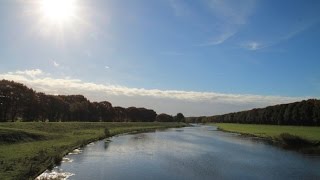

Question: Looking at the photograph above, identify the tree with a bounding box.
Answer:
[3,79,319,125]
[98,101,115,122]
[156,113,174,122]
[126,107,157,122]
[202,99,320,126]
[174,113,185,122]
[313,100,320,125]
[113,107,127,122]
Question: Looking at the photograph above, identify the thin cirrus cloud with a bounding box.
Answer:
[0,69,307,116]
[200,0,257,46]
[241,19,320,51]
[168,0,257,46]
[207,0,257,25]
[276,20,319,46]
[197,31,237,46]
[242,41,266,51]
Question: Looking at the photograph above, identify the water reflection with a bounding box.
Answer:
[104,141,110,150]
[37,125,320,180]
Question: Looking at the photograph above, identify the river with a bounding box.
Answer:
[37,125,320,180]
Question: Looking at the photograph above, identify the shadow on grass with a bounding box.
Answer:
[277,133,320,154]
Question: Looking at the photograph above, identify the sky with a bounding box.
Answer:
[0,0,320,116]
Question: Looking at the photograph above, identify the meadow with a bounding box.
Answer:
[0,122,185,180]
[213,123,320,152]
[214,123,320,141]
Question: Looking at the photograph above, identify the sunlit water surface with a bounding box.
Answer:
[37,125,320,180]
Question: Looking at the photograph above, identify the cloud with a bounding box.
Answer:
[207,0,256,25]
[241,24,310,51]
[105,66,110,69]
[281,20,319,41]
[53,61,60,67]
[0,69,308,116]
[241,41,267,51]
[198,31,236,46]
[13,69,43,78]
[241,17,319,51]
[168,0,257,46]
[201,0,257,46]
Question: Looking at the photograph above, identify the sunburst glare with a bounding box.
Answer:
[40,0,77,24]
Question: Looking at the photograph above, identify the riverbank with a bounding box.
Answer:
[212,123,320,154]
[0,122,186,180]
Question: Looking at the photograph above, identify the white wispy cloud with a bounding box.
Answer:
[241,18,319,51]
[14,69,44,78]
[198,31,237,46]
[207,0,256,25]
[53,61,60,67]
[202,0,257,46]
[0,69,308,116]
[281,20,319,41]
[169,0,257,46]
[242,41,267,51]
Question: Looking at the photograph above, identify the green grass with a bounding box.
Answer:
[0,122,185,180]
[212,123,320,142]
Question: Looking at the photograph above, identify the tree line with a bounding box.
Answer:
[187,99,320,126]
[0,80,185,122]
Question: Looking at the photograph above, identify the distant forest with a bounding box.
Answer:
[187,99,320,126]
[0,80,185,122]
[2,80,319,126]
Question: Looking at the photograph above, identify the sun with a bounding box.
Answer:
[40,0,77,24]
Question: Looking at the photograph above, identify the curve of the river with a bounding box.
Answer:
[37,125,320,180]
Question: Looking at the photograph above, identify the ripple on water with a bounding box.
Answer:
[87,142,95,146]
[68,148,82,155]
[61,157,73,163]
[35,168,74,180]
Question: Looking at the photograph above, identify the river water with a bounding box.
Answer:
[37,125,320,180]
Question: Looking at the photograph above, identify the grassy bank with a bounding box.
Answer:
[213,123,320,153]
[0,122,185,180]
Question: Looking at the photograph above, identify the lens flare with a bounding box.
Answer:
[40,0,77,23]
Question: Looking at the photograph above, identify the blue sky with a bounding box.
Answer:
[0,0,320,116]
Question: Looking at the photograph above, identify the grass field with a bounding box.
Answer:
[213,123,320,142]
[0,122,185,180]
